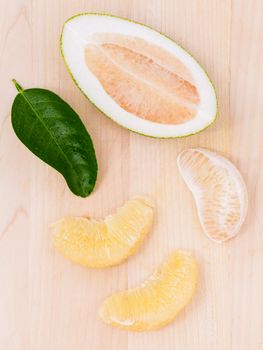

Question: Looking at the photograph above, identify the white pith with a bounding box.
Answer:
[61,14,217,138]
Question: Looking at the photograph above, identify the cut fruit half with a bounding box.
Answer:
[99,250,198,331]
[61,13,217,138]
[52,196,154,268]
[177,148,248,242]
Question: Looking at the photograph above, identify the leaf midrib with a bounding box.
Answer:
[19,89,85,193]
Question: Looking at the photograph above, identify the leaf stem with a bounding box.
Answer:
[12,79,23,93]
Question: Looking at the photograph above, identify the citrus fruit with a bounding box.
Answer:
[99,250,198,331]
[177,148,248,242]
[61,13,217,138]
[52,196,154,268]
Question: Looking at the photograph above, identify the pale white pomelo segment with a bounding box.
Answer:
[177,148,248,242]
[61,14,217,138]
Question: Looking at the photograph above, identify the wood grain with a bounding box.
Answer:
[0,0,262,349]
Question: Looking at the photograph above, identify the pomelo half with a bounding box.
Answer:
[61,13,217,138]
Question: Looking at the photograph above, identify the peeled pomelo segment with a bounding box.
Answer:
[85,43,196,124]
[61,14,217,137]
[99,250,198,331]
[52,196,154,268]
[177,148,248,242]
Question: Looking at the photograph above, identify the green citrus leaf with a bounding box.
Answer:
[11,80,98,197]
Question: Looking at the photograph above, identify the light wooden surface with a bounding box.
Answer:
[0,0,263,349]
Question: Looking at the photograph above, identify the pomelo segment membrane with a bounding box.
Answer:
[61,14,217,137]
[85,34,199,125]
[177,148,248,242]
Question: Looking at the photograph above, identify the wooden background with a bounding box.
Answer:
[1,0,263,349]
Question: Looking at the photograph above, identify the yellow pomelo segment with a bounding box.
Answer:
[52,196,154,268]
[100,250,198,331]
[177,148,248,242]
[84,33,199,125]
